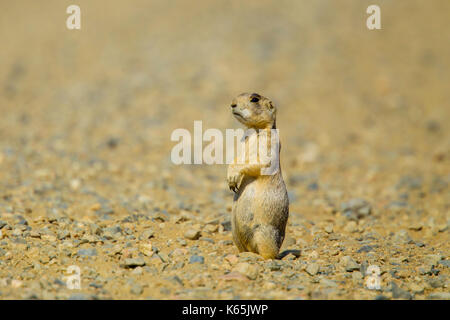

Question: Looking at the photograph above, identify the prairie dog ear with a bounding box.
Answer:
[265,100,275,111]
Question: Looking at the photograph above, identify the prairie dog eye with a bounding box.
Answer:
[250,96,260,103]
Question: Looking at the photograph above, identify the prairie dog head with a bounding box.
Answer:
[230,93,276,129]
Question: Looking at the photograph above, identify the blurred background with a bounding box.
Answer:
[0,0,448,300]
[0,0,448,215]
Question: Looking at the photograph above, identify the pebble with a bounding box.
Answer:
[218,272,249,282]
[427,292,450,300]
[320,278,338,287]
[283,236,296,247]
[123,258,146,268]
[77,248,97,257]
[438,260,450,268]
[221,220,232,232]
[131,284,143,295]
[393,230,413,244]
[139,243,154,257]
[189,255,204,264]
[357,245,374,253]
[324,224,333,234]
[340,198,372,220]
[68,293,90,300]
[306,263,320,276]
[344,221,358,233]
[408,283,424,294]
[340,256,360,272]
[428,278,444,289]
[266,261,282,271]
[184,229,201,240]
[140,229,154,240]
[233,262,260,280]
[203,224,219,234]
[396,176,422,190]
[424,254,443,266]
[408,223,423,231]
[224,254,239,265]
[390,282,412,299]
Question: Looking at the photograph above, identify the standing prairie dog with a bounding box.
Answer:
[227,93,289,259]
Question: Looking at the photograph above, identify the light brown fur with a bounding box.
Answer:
[227,93,289,259]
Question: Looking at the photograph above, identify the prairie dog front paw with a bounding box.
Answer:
[227,167,243,192]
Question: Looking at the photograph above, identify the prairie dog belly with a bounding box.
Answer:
[233,174,289,230]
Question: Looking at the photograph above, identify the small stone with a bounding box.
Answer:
[391,282,412,299]
[221,220,232,232]
[308,251,319,260]
[130,284,143,295]
[224,254,239,265]
[238,252,263,261]
[263,281,277,290]
[189,255,204,264]
[352,271,363,283]
[263,261,280,272]
[427,292,450,300]
[324,224,333,234]
[344,221,358,233]
[415,241,425,247]
[218,272,249,282]
[393,230,413,244]
[424,254,443,266]
[200,237,214,244]
[139,243,153,257]
[408,223,423,231]
[77,248,97,257]
[68,293,90,300]
[233,262,260,280]
[306,263,320,276]
[29,231,40,238]
[140,229,154,240]
[340,198,372,220]
[184,229,201,240]
[89,282,103,289]
[320,278,337,287]
[171,248,188,257]
[428,278,444,288]
[283,236,296,247]
[219,240,233,246]
[358,245,374,253]
[11,280,23,288]
[70,179,81,190]
[89,224,102,235]
[203,224,218,234]
[123,258,146,268]
[340,256,360,272]
[89,203,101,212]
[438,260,450,268]
[41,234,57,242]
[408,283,424,294]
[58,230,70,240]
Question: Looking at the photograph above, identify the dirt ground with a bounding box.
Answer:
[0,0,448,299]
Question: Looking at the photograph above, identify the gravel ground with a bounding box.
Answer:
[0,0,449,299]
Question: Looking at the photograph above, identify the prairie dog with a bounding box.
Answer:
[227,93,289,259]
